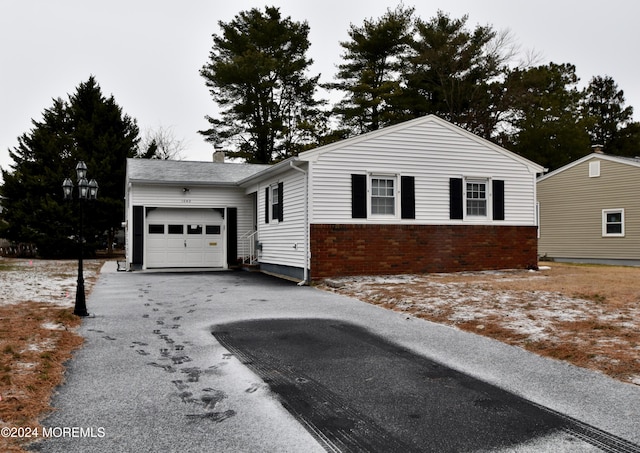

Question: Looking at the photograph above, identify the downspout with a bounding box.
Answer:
[289,160,309,285]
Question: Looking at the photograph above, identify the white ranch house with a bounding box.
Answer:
[124,115,544,282]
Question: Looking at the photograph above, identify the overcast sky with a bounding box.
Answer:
[1,0,638,178]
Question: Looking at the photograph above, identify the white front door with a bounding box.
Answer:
[146,208,225,268]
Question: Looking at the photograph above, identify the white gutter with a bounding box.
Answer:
[289,160,309,285]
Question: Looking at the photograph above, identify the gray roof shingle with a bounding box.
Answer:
[126,158,269,185]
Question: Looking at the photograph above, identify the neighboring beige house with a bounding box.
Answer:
[537,150,640,265]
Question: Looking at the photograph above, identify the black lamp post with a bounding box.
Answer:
[62,161,98,317]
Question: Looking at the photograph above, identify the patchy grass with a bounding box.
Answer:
[0,258,102,452]
[320,263,640,386]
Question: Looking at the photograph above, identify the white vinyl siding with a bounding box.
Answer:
[257,170,306,270]
[309,119,537,225]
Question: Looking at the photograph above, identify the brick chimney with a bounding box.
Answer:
[213,150,225,162]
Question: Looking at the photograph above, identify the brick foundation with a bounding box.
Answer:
[310,224,538,280]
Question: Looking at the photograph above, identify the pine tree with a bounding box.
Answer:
[200,6,323,163]
[502,63,591,171]
[0,76,139,257]
[328,5,414,134]
[584,75,640,156]
[401,11,514,138]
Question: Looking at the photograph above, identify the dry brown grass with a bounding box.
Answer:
[321,262,640,387]
[0,259,102,452]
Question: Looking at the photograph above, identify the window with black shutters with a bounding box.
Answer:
[265,182,284,223]
[450,177,505,221]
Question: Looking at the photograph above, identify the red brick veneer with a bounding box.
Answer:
[310,224,538,280]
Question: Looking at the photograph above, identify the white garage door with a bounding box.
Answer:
[146,208,225,268]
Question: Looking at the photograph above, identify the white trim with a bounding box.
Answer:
[463,177,490,220]
[368,173,399,219]
[602,208,625,237]
[536,202,540,238]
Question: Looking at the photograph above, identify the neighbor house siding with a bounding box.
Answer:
[309,120,538,225]
[538,157,640,260]
[256,169,307,272]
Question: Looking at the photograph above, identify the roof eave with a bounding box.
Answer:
[238,157,301,186]
[128,179,239,187]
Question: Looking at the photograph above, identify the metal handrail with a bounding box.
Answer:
[240,230,258,264]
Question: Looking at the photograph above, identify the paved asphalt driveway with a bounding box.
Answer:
[27,265,640,452]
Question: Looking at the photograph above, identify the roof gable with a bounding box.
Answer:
[297,114,545,173]
[537,153,640,183]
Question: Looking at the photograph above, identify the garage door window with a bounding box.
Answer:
[206,225,221,234]
[149,224,164,234]
[168,225,183,234]
[188,225,202,235]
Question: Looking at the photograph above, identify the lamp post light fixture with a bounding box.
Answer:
[62,161,98,317]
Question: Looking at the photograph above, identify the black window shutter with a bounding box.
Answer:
[449,178,463,220]
[351,174,367,219]
[226,208,237,266]
[264,187,269,224]
[493,180,505,220]
[132,206,144,265]
[401,176,415,219]
[278,182,284,222]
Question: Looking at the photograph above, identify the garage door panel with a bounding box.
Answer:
[145,208,225,268]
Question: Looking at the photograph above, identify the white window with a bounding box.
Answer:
[589,161,600,178]
[370,176,396,216]
[271,185,280,221]
[465,179,488,217]
[603,209,624,237]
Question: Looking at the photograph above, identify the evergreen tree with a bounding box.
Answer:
[0,77,139,257]
[328,5,414,134]
[584,75,639,156]
[502,63,591,171]
[401,11,514,138]
[200,6,323,163]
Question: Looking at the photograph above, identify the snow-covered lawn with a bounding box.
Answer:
[0,258,102,307]
[0,257,104,451]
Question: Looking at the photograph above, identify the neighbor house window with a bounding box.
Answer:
[370,176,396,216]
[465,179,487,217]
[603,209,624,237]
